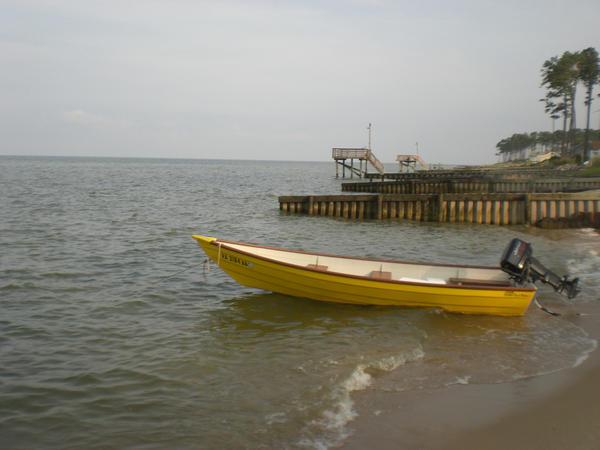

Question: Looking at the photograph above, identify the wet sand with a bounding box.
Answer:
[342,306,600,450]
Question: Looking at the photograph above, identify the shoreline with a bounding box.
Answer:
[341,304,600,449]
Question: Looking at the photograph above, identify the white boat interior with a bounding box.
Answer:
[221,242,512,287]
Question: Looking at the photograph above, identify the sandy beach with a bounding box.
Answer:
[342,304,600,450]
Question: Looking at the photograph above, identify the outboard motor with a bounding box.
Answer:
[500,238,579,299]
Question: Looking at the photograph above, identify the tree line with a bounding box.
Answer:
[496,129,600,157]
[541,47,599,160]
[497,47,599,161]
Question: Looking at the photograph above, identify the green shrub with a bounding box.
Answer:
[578,157,600,175]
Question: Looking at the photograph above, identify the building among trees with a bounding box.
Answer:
[496,130,600,163]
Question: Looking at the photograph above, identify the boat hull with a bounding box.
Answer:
[194,236,536,316]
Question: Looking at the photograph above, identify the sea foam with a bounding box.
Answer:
[300,347,424,449]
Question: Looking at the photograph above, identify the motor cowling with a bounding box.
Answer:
[500,238,532,282]
[500,238,579,299]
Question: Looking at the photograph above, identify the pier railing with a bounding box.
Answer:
[366,151,385,174]
[332,148,369,160]
[332,148,385,176]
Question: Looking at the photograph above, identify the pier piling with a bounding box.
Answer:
[279,192,600,226]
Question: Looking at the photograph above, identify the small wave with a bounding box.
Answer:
[301,347,424,449]
[343,349,425,392]
[41,271,89,279]
[568,253,600,286]
[573,335,598,367]
[116,299,149,308]
[573,340,598,367]
[0,281,42,291]
[343,367,372,392]
[1,283,24,290]
[61,372,103,385]
[565,231,600,299]
[264,411,287,425]
[445,375,472,386]
[500,320,599,383]
[3,268,31,275]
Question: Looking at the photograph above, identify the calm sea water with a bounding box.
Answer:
[1,156,599,449]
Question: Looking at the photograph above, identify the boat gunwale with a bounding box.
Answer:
[207,238,536,293]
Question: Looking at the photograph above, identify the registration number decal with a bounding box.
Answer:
[221,252,253,268]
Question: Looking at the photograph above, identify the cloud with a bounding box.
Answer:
[60,110,130,130]
[3,0,600,163]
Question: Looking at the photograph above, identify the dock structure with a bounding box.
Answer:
[332,148,385,178]
[281,162,600,227]
[397,154,428,172]
[278,192,600,226]
[361,167,579,181]
[341,177,600,195]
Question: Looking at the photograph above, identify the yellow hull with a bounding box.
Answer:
[193,235,536,316]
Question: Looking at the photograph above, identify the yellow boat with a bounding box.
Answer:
[193,235,542,316]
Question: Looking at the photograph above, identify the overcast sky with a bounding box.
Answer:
[1,0,599,164]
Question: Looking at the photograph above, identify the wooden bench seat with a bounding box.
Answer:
[370,270,392,280]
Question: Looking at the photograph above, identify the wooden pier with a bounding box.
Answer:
[341,177,600,194]
[278,192,600,226]
[362,167,579,181]
[332,148,385,178]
